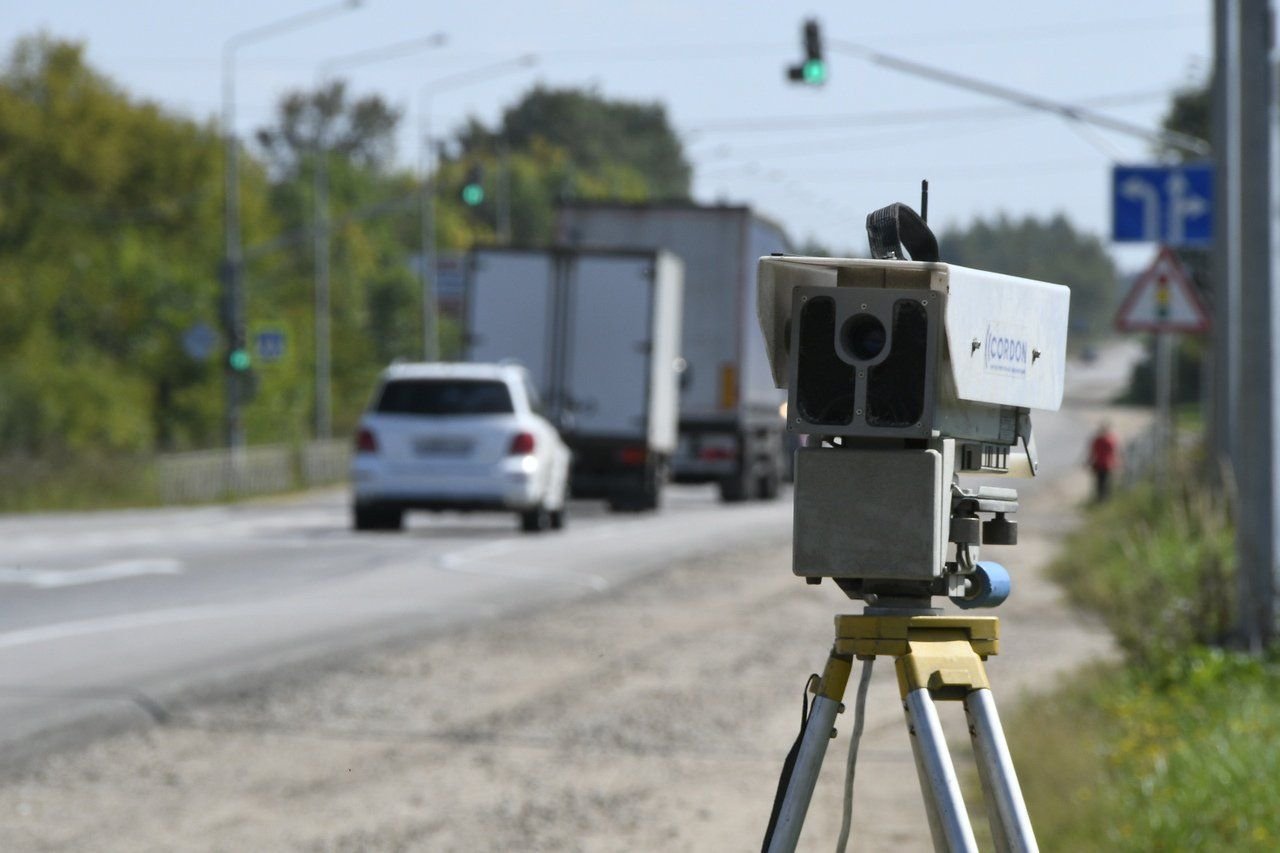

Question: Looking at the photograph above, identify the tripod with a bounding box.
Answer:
[763,612,1037,853]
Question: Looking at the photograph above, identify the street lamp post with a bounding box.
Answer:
[418,54,537,361]
[220,0,363,452]
[312,32,447,440]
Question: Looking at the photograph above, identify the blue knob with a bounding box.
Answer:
[952,561,1011,609]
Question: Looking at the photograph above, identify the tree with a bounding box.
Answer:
[463,86,691,198]
[938,214,1120,341]
[0,36,234,453]
[255,80,401,178]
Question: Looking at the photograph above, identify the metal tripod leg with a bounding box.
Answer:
[904,688,978,852]
[965,688,1037,852]
[765,650,851,853]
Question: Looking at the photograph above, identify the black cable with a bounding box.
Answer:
[761,673,818,852]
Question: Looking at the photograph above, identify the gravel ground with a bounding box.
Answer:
[0,405,1147,852]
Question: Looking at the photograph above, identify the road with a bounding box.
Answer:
[0,342,1141,769]
[0,483,793,760]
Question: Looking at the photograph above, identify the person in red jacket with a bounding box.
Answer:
[1087,422,1121,502]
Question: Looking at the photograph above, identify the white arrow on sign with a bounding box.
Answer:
[1120,176,1160,241]
[1166,171,1209,246]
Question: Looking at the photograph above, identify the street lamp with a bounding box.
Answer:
[312,32,448,440]
[418,54,538,361]
[221,0,364,452]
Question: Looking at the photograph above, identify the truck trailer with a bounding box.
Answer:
[556,202,791,502]
[465,246,683,511]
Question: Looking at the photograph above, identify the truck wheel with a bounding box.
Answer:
[756,468,781,501]
[608,464,662,513]
[354,504,403,532]
[719,473,750,503]
[550,507,567,530]
[520,505,552,533]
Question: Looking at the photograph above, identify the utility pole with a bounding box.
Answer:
[313,33,447,439]
[417,54,537,361]
[220,0,363,451]
[1223,0,1277,650]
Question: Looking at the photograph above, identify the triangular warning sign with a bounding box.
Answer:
[1115,245,1210,333]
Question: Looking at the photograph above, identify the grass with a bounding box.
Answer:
[1007,652,1280,851]
[0,454,161,512]
[995,451,1280,849]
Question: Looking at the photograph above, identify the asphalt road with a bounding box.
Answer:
[0,343,1141,762]
[0,478,794,758]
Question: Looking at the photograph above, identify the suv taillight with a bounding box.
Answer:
[355,427,378,453]
[509,431,536,455]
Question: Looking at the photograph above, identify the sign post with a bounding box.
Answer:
[1115,247,1210,480]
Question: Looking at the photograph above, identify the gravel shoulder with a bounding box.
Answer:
[0,403,1148,852]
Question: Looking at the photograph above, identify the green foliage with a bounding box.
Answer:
[452,86,690,245]
[1048,464,1235,662]
[1007,653,1280,852]
[1002,449,1277,849]
[464,85,691,199]
[1117,336,1205,405]
[938,214,1120,341]
[1161,80,1211,161]
[0,39,695,493]
[0,35,226,453]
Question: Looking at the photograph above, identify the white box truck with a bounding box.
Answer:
[556,202,792,502]
[465,246,683,511]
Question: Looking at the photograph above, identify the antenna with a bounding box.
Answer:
[920,179,929,224]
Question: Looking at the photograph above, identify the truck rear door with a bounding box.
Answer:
[564,254,653,440]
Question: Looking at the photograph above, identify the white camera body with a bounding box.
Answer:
[759,255,1069,459]
[757,255,1071,587]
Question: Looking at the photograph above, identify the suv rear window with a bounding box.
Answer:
[376,379,514,416]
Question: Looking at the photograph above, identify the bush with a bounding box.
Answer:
[1048,469,1234,662]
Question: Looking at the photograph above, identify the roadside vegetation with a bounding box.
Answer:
[1004,452,1280,849]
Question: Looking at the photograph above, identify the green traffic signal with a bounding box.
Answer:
[802,58,826,85]
[461,183,485,206]
[228,348,251,371]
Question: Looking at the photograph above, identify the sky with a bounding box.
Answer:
[3,1,1211,272]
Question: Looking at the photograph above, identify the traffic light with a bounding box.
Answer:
[228,347,252,372]
[461,164,485,206]
[787,19,826,86]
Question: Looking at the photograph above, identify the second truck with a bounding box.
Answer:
[556,202,792,502]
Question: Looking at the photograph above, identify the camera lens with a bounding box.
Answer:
[841,313,887,361]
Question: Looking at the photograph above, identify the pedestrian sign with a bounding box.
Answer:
[1115,246,1210,333]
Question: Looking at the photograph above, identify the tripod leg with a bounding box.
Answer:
[765,651,851,853]
[903,688,978,853]
[965,688,1038,853]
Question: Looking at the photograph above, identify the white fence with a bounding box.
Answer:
[157,440,351,504]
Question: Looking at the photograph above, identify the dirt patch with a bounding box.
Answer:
[0,407,1149,852]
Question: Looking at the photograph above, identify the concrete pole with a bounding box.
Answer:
[313,141,332,439]
[1232,0,1277,650]
[1155,331,1173,487]
[419,103,440,362]
[1210,0,1234,471]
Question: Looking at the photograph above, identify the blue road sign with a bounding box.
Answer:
[181,322,218,361]
[1112,163,1213,247]
[255,330,286,363]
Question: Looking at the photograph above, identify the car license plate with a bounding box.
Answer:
[413,436,473,456]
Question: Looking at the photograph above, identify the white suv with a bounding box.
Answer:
[351,363,571,533]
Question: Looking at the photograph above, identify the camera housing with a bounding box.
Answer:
[757,254,1070,598]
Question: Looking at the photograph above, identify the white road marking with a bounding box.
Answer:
[436,540,610,591]
[0,559,184,589]
[0,600,484,651]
